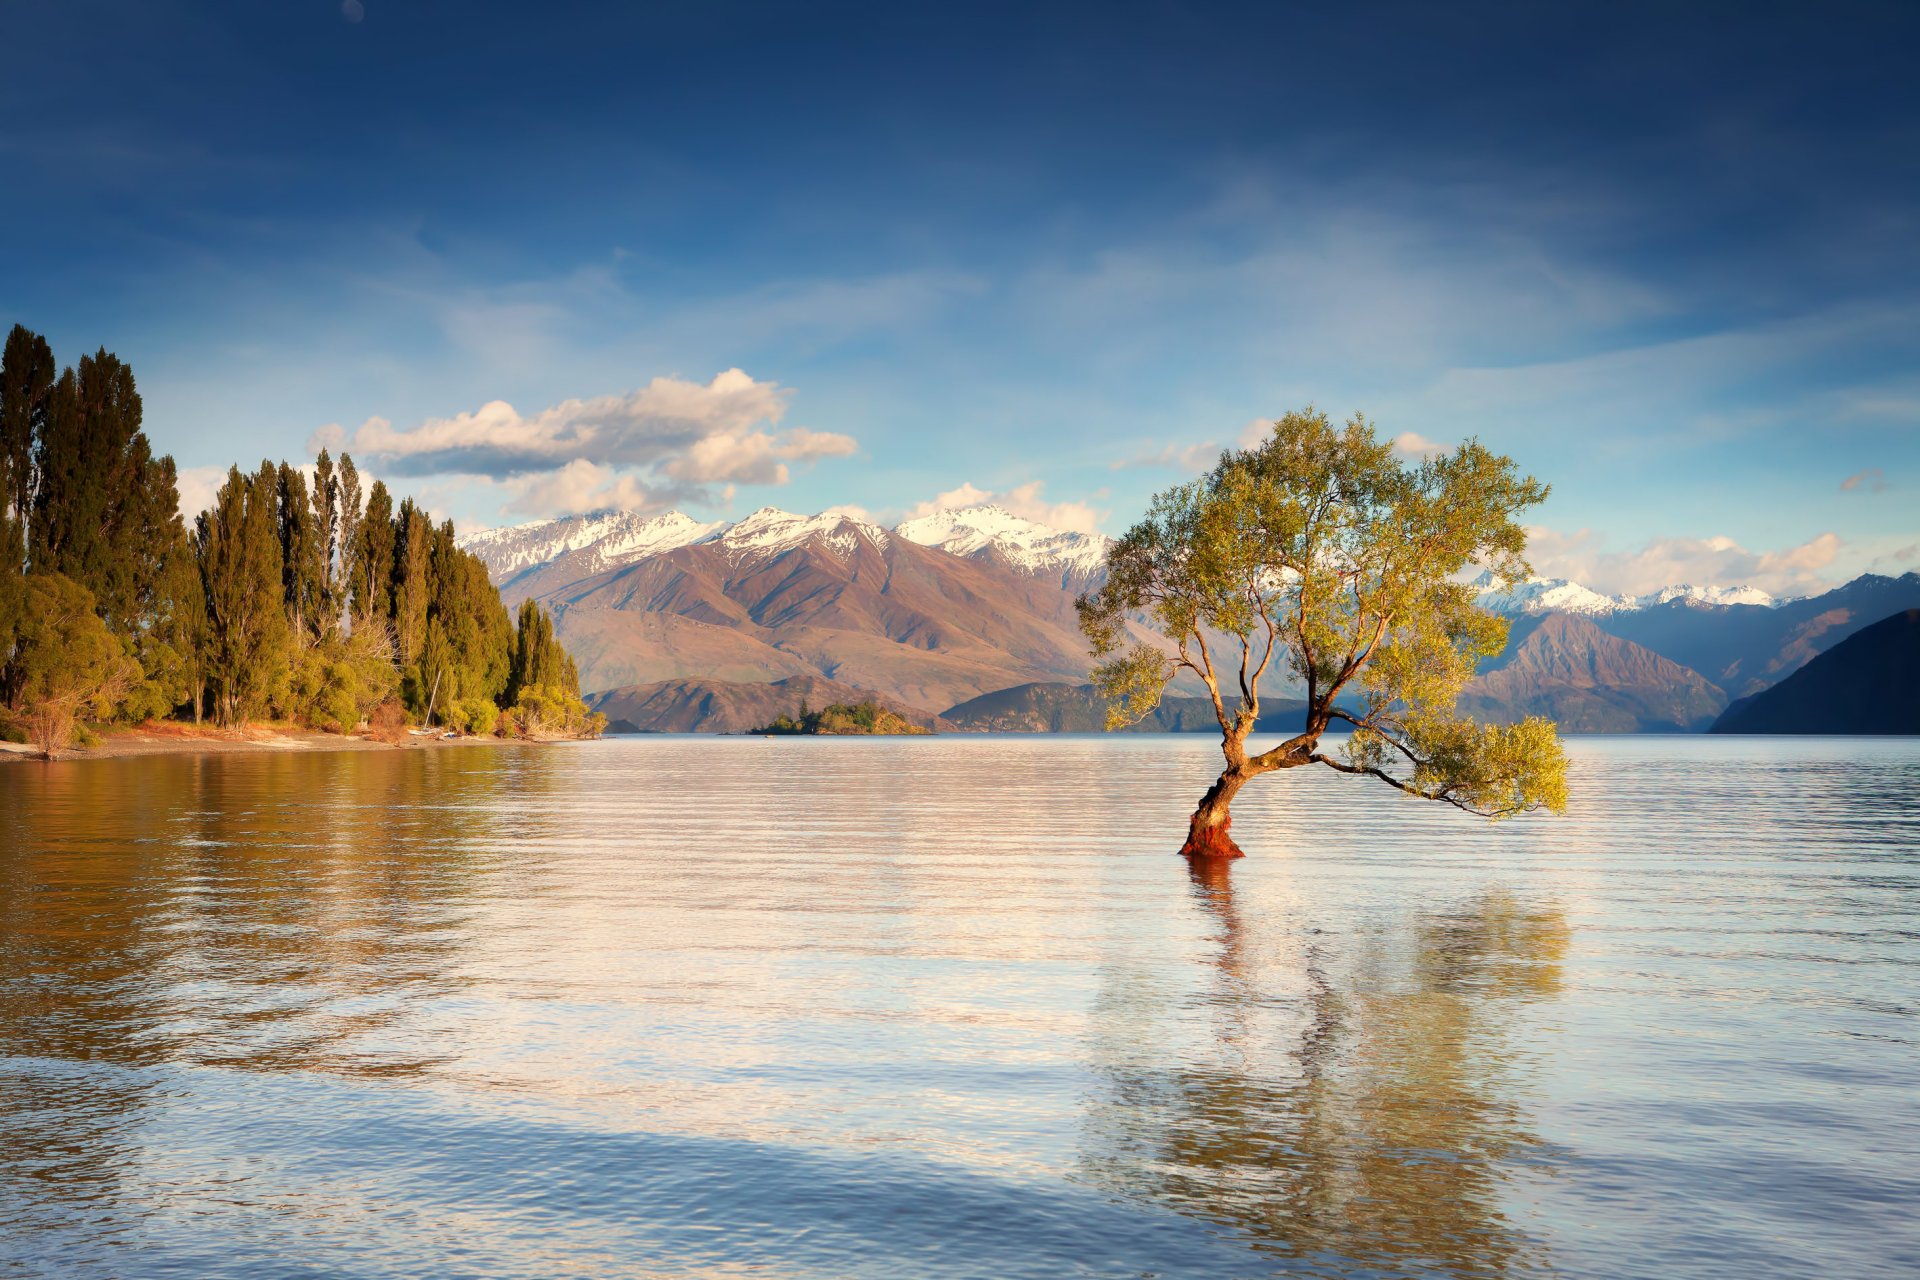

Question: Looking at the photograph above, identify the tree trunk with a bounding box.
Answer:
[1179,766,1251,860]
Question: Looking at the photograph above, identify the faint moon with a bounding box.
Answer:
[341,0,364,22]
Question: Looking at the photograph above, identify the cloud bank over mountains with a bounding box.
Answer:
[1524,526,1845,599]
[308,369,858,517]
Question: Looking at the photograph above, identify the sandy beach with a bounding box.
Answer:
[0,721,530,764]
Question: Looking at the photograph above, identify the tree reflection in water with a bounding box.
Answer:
[1084,861,1569,1277]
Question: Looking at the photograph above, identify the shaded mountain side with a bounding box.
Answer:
[940,681,1319,734]
[1594,572,1920,697]
[1710,609,1920,734]
[1460,613,1727,732]
[589,676,951,735]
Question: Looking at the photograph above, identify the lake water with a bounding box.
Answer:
[1,735,1916,1279]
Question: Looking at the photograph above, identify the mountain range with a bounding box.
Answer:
[459,506,1920,733]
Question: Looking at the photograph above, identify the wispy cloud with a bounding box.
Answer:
[1525,525,1844,597]
[1110,440,1220,472]
[905,480,1106,536]
[1840,467,1890,492]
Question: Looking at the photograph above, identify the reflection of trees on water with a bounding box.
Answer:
[0,750,559,1214]
[1085,865,1569,1277]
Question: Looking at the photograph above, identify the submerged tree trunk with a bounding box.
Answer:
[1180,766,1252,860]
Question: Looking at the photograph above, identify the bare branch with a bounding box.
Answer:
[1308,752,1528,818]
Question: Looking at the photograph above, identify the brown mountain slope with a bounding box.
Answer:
[1461,612,1727,732]
[589,676,949,734]
[520,515,1096,707]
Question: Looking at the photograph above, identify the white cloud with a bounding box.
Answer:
[316,368,803,478]
[906,480,1107,536]
[307,369,857,521]
[1525,525,1845,597]
[502,461,677,518]
[1391,430,1448,459]
[174,465,228,520]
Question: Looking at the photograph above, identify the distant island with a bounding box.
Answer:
[1711,609,1920,734]
[751,699,931,736]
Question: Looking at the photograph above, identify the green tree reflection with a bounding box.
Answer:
[1085,865,1569,1277]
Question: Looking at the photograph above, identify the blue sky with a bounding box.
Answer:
[3,0,1917,595]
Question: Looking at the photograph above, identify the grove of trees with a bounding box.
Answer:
[1078,408,1567,860]
[0,323,601,757]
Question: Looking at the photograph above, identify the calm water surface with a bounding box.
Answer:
[1,736,1916,1278]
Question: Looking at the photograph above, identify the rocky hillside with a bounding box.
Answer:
[1458,613,1727,732]
[1710,609,1920,734]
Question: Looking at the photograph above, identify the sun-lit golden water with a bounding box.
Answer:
[2,736,1916,1277]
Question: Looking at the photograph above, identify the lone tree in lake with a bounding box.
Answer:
[1077,409,1568,860]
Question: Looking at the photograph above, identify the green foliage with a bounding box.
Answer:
[1078,407,1567,820]
[1,321,602,744]
[506,683,605,739]
[14,572,133,756]
[448,696,500,737]
[196,463,292,725]
[507,597,577,704]
[752,699,928,735]
[351,480,395,625]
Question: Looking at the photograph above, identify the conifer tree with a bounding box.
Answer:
[310,449,341,637]
[196,463,291,726]
[0,328,50,707]
[335,452,362,628]
[277,462,320,643]
[391,498,431,669]
[352,480,395,626]
[0,325,54,527]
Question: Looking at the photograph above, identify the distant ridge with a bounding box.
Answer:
[1710,609,1920,734]
[1459,613,1727,732]
[590,675,949,734]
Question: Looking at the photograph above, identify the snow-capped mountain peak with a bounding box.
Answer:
[1472,572,1626,616]
[717,506,891,561]
[1630,583,1776,609]
[1471,570,1779,616]
[458,509,723,582]
[894,503,1111,590]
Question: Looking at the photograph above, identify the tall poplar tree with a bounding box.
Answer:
[391,498,431,668]
[0,325,54,528]
[311,449,341,636]
[277,462,320,644]
[197,463,291,726]
[0,327,52,705]
[335,452,362,629]
[351,480,395,626]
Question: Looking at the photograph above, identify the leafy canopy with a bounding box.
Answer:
[1078,408,1567,818]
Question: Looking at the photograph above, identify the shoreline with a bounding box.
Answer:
[0,722,574,765]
